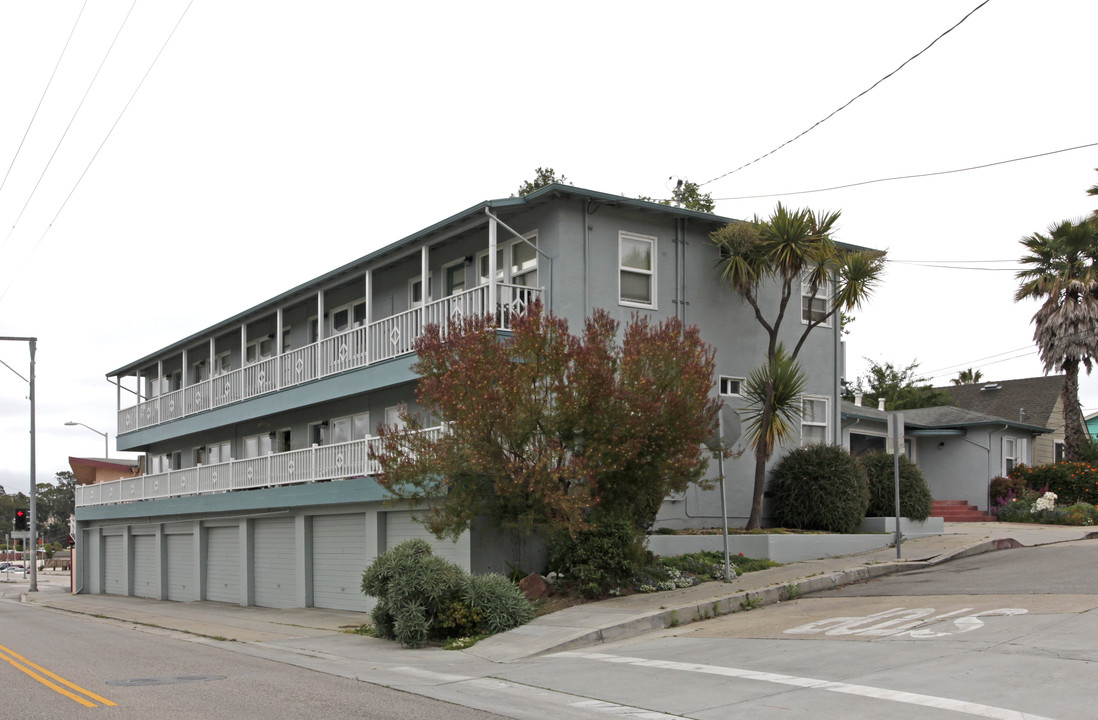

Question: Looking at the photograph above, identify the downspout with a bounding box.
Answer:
[834,304,842,446]
[583,200,590,316]
[680,218,688,328]
[485,208,553,312]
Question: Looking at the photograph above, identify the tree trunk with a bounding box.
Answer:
[1062,360,1084,462]
[746,448,767,530]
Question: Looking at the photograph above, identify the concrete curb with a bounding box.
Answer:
[519,537,1016,660]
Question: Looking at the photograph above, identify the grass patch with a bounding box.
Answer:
[341,623,375,636]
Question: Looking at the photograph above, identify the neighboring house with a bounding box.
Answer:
[1085,411,1098,439]
[74,184,854,609]
[842,399,1050,512]
[936,376,1077,465]
[67,456,141,487]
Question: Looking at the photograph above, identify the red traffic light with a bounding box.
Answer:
[13,510,29,531]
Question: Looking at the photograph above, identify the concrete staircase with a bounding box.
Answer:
[930,500,997,523]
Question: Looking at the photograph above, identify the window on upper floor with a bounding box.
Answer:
[331,413,371,444]
[409,274,434,309]
[801,396,829,446]
[476,232,538,288]
[330,301,367,335]
[444,260,467,297]
[243,433,273,459]
[619,231,656,308]
[246,337,273,365]
[801,270,831,326]
[718,376,743,397]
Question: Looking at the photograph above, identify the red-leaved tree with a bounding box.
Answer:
[375,302,720,543]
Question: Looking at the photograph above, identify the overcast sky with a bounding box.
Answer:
[1,1,1096,493]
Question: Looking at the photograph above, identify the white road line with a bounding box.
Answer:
[552,651,1058,720]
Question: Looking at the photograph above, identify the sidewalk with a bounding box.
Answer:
[5,523,1095,665]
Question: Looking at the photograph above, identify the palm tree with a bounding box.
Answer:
[712,204,886,528]
[1014,218,1098,460]
[950,368,983,385]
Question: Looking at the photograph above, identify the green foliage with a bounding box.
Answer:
[770,444,869,533]
[859,452,932,520]
[741,345,806,459]
[548,520,647,598]
[950,368,984,385]
[1077,439,1098,465]
[1061,502,1098,526]
[638,178,715,213]
[843,359,952,410]
[361,539,533,648]
[516,167,569,196]
[1009,462,1098,504]
[989,475,1029,505]
[377,303,720,542]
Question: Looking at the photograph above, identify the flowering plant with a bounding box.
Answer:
[1032,491,1057,513]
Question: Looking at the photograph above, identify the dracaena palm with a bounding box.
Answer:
[1014,217,1098,460]
[712,203,886,528]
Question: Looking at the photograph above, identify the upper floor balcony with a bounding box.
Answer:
[116,282,540,437]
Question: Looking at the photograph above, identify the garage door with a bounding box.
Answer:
[166,534,194,602]
[312,514,368,612]
[205,526,240,604]
[385,511,464,568]
[103,535,124,595]
[254,518,296,608]
[132,534,158,599]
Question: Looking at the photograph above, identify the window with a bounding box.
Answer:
[719,376,743,397]
[619,231,656,308]
[329,301,367,335]
[801,271,831,325]
[511,237,538,288]
[477,248,504,286]
[213,351,232,376]
[246,337,273,364]
[1003,437,1027,474]
[281,325,293,353]
[800,396,829,446]
[192,359,208,383]
[202,440,232,465]
[243,433,273,459]
[1055,440,1065,463]
[409,274,434,308]
[330,413,370,444]
[385,405,407,431]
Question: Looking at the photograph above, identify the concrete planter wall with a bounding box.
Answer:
[859,517,944,536]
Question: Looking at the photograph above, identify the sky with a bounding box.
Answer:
[1,1,1096,493]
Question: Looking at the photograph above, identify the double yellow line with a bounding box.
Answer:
[0,643,117,708]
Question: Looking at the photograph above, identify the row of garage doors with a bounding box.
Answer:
[96,511,461,611]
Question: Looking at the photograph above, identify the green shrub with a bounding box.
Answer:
[858,452,932,520]
[361,539,533,648]
[995,488,1039,523]
[989,475,1028,506]
[1009,462,1098,504]
[769,444,869,533]
[548,519,647,598]
[1061,502,1098,526]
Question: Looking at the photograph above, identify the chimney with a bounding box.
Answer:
[854,392,864,407]
[878,398,886,411]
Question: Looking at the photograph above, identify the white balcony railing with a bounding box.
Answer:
[76,427,444,508]
[119,283,540,435]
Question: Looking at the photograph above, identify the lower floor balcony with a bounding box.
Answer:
[75,427,442,508]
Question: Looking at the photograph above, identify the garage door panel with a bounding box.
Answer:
[254,518,296,608]
[103,535,124,595]
[166,534,194,602]
[206,526,240,603]
[312,514,369,612]
[132,535,157,599]
[385,511,465,568]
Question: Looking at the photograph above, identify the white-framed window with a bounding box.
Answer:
[309,421,328,447]
[477,247,504,286]
[245,337,273,365]
[281,325,293,353]
[212,351,232,377]
[1003,437,1027,474]
[1054,440,1065,463]
[619,231,656,308]
[800,395,829,446]
[192,359,208,384]
[801,270,831,326]
[718,376,743,397]
[476,232,538,288]
[243,433,273,459]
[308,316,320,344]
[330,413,371,444]
[409,274,434,309]
[443,260,467,297]
[330,300,367,335]
[199,440,232,465]
[385,404,407,431]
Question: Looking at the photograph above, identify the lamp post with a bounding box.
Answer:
[65,421,109,458]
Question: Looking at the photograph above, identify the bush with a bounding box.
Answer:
[1009,462,1098,504]
[769,445,869,533]
[361,539,533,648]
[548,519,648,598]
[858,452,932,520]
[995,487,1040,523]
[989,475,1028,506]
[1061,502,1098,526]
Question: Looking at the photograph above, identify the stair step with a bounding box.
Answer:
[930,499,997,523]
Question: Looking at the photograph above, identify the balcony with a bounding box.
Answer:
[118,283,540,436]
[76,427,443,508]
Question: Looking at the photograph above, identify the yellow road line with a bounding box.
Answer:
[0,643,117,707]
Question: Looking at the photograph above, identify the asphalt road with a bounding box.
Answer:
[0,601,505,720]
[486,539,1098,720]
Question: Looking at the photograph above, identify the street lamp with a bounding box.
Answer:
[65,421,109,458]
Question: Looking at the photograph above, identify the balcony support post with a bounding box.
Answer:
[488,214,498,323]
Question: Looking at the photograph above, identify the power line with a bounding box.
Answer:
[710,142,1098,201]
[888,260,1020,272]
[700,0,993,187]
[0,0,196,306]
[0,0,89,253]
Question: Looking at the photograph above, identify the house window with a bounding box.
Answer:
[192,359,208,384]
[246,337,273,364]
[719,376,743,397]
[329,301,367,335]
[1003,437,1027,474]
[619,231,656,308]
[330,413,370,444]
[281,326,293,353]
[243,433,273,459]
[409,275,434,309]
[477,248,505,286]
[213,351,232,376]
[1054,440,1065,463]
[801,396,829,446]
[385,405,407,431]
[801,271,831,325]
[511,237,538,288]
[202,440,232,465]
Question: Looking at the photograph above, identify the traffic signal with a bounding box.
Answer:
[13,510,28,531]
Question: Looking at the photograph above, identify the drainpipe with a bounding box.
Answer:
[583,200,590,316]
[833,303,842,445]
